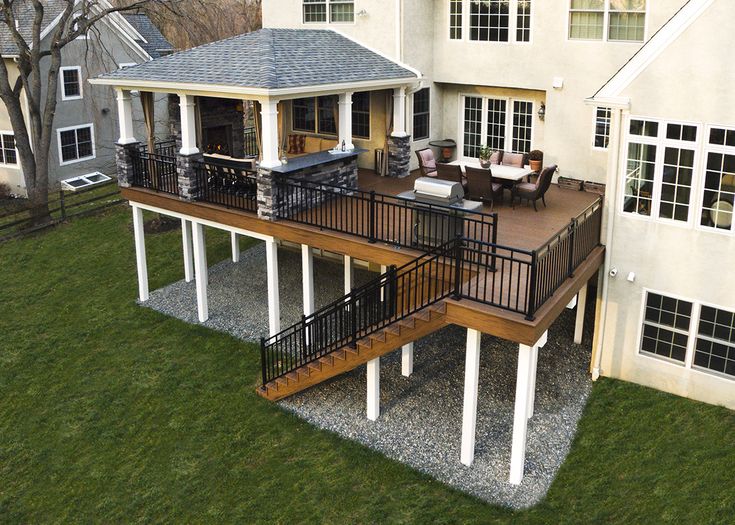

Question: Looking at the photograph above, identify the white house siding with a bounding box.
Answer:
[600,0,735,409]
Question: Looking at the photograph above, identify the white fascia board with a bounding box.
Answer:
[584,96,631,110]
[594,0,715,99]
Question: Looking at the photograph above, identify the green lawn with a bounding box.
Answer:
[1,206,733,524]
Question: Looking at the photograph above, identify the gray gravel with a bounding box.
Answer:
[143,242,593,509]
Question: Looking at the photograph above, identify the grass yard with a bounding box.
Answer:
[1,205,733,524]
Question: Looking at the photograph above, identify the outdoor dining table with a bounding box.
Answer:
[448,159,534,182]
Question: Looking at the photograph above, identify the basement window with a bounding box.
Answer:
[60,172,111,191]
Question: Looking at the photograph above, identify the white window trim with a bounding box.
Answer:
[457,93,534,161]
[412,88,431,142]
[302,0,356,25]
[60,172,112,191]
[619,114,703,228]
[695,123,735,236]
[592,106,611,151]
[566,0,648,43]
[60,66,83,101]
[0,130,19,169]
[636,288,735,383]
[448,0,533,45]
[57,123,96,166]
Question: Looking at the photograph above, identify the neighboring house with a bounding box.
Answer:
[0,1,173,194]
[90,0,733,485]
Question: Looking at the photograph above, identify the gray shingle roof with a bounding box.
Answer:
[97,28,419,90]
[0,0,66,56]
[122,13,173,59]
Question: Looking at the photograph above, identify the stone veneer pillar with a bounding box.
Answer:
[256,167,278,221]
[115,141,141,188]
[177,152,204,201]
[387,135,411,178]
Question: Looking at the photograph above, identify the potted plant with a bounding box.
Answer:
[528,150,543,172]
[479,146,492,168]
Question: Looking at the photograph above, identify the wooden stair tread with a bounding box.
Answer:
[307,362,322,372]
[369,331,386,343]
[397,318,416,329]
[384,325,401,336]
[357,338,372,349]
[414,310,431,322]
[429,302,447,314]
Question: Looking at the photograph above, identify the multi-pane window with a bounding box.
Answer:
[469,0,509,42]
[512,100,533,154]
[452,1,529,43]
[462,95,533,158]
[516,0,532,42]
[318,96,337,135]
[463,96,483,158]
[293,98,317,132]
[640,292,692,363]
[58,124,94,164]
[60,66,82,100]
[486,98,507,151]
[303,0,354,23]
[695,306,735,378]
[413,88,430,141]
[594,107,611,149]
[0,133,17,165]
[450,0,463,39]
[700,127,735,232]
[623,118,698,223]
[569,0,646,42]
[352,92,370,140]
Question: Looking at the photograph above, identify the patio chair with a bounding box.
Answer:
[512,165,556,211]
[436,163,467,190]
[465,166,504,209]
[501,152,526,168]
[415,148,438,177]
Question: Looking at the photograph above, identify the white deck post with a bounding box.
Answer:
[367,357,380,421]
[191,222,209,322]
[460,328,482,466]
[260,99,282,168]
[266,238,280,337]
[181,219,194,283]
[338,92,354,151]
[231,232,240,263]
[131,205,149,302]
[574,284,588,345]
[527,330,547,418]
[179,94,199,155]
[116,89,136,144]
[301,244,314,316]
[344,255,354,295]
[402,342,414,377]
[391,87,408,138]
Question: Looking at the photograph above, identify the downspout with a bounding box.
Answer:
[395,0,403,62]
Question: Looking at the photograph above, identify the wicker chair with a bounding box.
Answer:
[501,152,526,168]
[436,163,467,190]
[415,148,438,177]
[465,166,504,209]
[512,165,556,211]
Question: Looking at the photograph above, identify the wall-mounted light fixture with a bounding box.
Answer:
[357,9,368,17]
[538,103,546,121]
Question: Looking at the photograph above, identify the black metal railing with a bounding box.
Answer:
[276,178,498,251]
[244,126,259,157]
[130,145,178,195]
[194,159,258,213]
[260,241,458,385]
[140,139,177,158]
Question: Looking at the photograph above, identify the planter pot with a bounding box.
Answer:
[479,159,491,169]
[529,159,542,172]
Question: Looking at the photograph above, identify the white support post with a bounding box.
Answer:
[574,284,588,345]
[179,94,199,156]
[527,331,546,420]
[191,222,209,322]
[460,328,482,466]
[116,89,136,145]
[510,341,538,485]
[367,357,380,421]
[566,295,578,309]
[181,219,194,283]
[301,244,315,317]
[338,92,354,150]
[231,232,240,263]
[402,342,414,377]
[260,99,282,168]
[266,238,280,337]
[391,87,408,138]
[132,205,149,302]
[344,255,354,295]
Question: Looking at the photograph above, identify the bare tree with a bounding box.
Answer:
[0,0,172,221]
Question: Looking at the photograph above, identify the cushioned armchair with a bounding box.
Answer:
[436,163,467,190]
[501,152,526,168]
[465,166,504,209]
[415,148,438,177]
[512,165,556,211]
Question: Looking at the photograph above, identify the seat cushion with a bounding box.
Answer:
[418,149,437,171]
[288,134,305,154]
[489,150,502,164]
[491,182,503,192]
[516,182,536,192]
[502,152,524,167]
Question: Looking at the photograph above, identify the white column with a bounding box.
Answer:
[367,357,380,421]
[181,219,194,283]
[574,284,588,345]
[338,92,354,151]
[231,232,240,263]
[132,205,149,302]
[301,244,315,317]
[260,99,282,168]
[460,328,482,466]
[391,87,408,138]
[527,331,547,420]
[266,238,281,337]
[191,222,209,322]
[116,89,136,144]
[402,342,414,377]
[179,94,199,156]
[344,255,354,295]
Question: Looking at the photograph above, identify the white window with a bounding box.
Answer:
[622,117,699,223]
[0,132,18,167]
[60,172,111,191]
[412,88,431,141]
[57,124,95,165]
[461,95,534,158]
[60,66,82,101]
[303,0,354,23]
[639,290,735,380]
[450,0,532,43]
[593,107,611,149]
[569,0,645,42]
[700,126,735,233]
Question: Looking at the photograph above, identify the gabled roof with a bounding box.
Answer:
[95,28,420,92]
[121,13,173,59]
[0,0,66,56]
